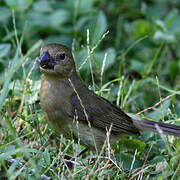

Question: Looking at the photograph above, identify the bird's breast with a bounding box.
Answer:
[40,77,72,133]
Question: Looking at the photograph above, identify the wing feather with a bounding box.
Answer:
[70,92,140,136]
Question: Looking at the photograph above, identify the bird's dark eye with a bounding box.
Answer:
[58,53,65,60]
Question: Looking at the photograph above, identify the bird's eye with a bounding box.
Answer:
[55,53,66,62]
[59,53,65,60]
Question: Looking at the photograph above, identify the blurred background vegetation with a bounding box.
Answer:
[0,0,180,179]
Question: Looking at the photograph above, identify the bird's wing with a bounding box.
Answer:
[70,91,140,136]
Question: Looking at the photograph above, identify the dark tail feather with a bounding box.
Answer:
[133,119,180,137]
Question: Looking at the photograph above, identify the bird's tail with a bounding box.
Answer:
[133,119,180,137]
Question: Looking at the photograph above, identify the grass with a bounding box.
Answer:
[0,1,180,178]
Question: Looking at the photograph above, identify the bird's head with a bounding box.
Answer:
[39,44,75,77]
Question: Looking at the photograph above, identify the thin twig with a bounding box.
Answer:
[68,78,98,153]
[136,92,176,115]
[129,165,154,180]
[18,60,37,113]
[16,60,37,131]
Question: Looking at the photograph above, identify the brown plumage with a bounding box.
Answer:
[39,43,180,152]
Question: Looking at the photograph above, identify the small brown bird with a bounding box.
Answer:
[39,43,180,153]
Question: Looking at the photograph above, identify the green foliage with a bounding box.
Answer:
[0,0,180,179]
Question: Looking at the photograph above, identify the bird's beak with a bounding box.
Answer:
[39,51,56,69]
[40,51,50,66]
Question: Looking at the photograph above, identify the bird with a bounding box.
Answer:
[39,43,180,154]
